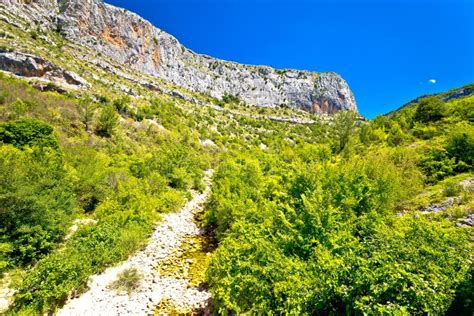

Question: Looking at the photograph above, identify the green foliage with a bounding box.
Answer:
[414,97,446,123]
[76,98,98,132]
[12,202,156,313]
[0,63,472,315]
[0,119,58,149]
[0,76,211,313]
[108,268,142,295]
[112,95,131,115]
[359,122,385,145]
[331,110,357,153]
[447,270,474,316]
[351,217,470,315]
[387,122,407,146]
[419,149,459,183]
[446,124,474,167]
[0,145,74,267]
[443,180,463,197]
[95,105,119,137]
[205,152,470,314]
[221,93,240,104]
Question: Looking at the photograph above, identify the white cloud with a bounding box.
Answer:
[428,79,436,84]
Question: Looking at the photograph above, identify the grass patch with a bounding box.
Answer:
[108,268,142,295]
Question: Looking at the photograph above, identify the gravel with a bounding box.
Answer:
[58,170,214,316]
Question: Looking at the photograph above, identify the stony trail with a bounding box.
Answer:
[58,170,214,316]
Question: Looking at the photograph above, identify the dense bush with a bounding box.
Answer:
[0,145,74,267]
[205,152,470,314]
[419,149,459,182]
[446,125,474,168]
[0,119,59,149]
[414,97,446,123]
[95,105,119,137]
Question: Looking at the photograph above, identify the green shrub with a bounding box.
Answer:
[0,145,74,266]
[108,268,142,295]
[387,123,407,146]
[419,149,458,182]
[95,105,119,137]
[443,181,463,197]
[331,110,356,153]
[0,91,9,104]
[76,98,98,132]
[157,190,185,213]
[446,125,474,168]
[206,152,470,314]
[0,118,58,149]
[222,93,240,104]
[113,96,131,115]
[414,97,446,123]
[412,124,440,139]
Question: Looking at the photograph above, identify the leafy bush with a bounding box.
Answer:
[331,110,356,153]
[443,181,463,197]
[205,153,470,314]
[446,125,474,168]
[0,119,58,149]
[95,105,119,137]
[414,97,446,123]
[387,123,407,146]
[113,95,131,115]
[419,149,459,182]
[0,145,74,266]
[76,98,98,132]
[221,93,240,104]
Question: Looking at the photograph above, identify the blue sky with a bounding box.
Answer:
[107,0,473,118]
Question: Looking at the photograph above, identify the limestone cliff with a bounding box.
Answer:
[1,0,357,113]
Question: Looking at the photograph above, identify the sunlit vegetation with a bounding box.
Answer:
[203,88,474,314]
[0,74,211,313]
[0,66,472,315]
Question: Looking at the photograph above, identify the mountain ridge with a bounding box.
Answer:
[1,0,357,114]
[386,83,474,116]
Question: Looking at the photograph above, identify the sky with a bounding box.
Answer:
[106,0,474,118]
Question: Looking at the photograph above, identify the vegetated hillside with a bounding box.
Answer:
[202,87,474,315]
[0,1,472,316]
[0,66,473,314]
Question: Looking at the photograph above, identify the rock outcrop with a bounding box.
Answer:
[1,0,357,113]
[0,50,89,89]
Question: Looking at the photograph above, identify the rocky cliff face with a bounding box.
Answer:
[1,0,357,113]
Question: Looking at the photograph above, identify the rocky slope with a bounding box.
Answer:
[58,170,214,315]
[1,0,357,114]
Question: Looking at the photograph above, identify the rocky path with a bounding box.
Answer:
[0,274,15,314]
[58,170,214,316]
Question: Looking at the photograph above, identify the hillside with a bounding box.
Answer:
[0,0,473,315]
[1,0,356,113]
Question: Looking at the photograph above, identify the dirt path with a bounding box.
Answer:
[58,170,214,315]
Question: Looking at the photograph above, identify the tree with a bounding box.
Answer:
[96,105,119,137]
[332,110,357,153]
[446,125,474,167]
[414,97,446,123]
[113,95,131,115]
[76,98,98,132]
[387,123,406,146]
[0,145,74,266]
